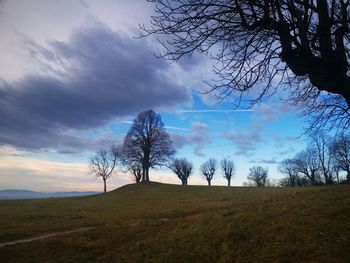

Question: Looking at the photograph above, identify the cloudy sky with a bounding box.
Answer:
[0,0,307,192]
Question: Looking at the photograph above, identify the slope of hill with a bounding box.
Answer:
[0,189,100,199]
[0,183,349,262]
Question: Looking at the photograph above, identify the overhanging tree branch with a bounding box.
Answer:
[142,0,350,131]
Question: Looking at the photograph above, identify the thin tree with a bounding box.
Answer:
[330,133,350,182]
[129,164,142,183]
[311,131,334,184]
[332,162,342,184]
[247,166,269,187]
[200,159,217,186]
[89,146,120,193]
[170,158,193,185]
[142,1,350,131]
[122,110,175,182]
[221,159,235,187]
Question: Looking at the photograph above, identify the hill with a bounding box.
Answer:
[0,183,349,262]
[0,189,101,199]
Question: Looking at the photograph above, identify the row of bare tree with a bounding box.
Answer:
[278,132,350,187]
[170,158,236,186]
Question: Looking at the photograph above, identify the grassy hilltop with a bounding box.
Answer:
[0,183,350,262]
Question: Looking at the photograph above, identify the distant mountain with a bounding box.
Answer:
[0,189,101,200]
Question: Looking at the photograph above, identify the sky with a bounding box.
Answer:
[0,0,308,192]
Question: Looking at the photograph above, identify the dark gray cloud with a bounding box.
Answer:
[224,127,263,156]
[0,24,191,152]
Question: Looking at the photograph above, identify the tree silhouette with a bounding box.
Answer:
[129,164,143,183]
[278,159,299,187]
[170,158,193,185]
[247,166,269,187]
[89,146,120,193]
[221,159,235,186]
[122,110,175,182]
[293,148,321,185]
[200,159,217,186]
[142,1,350,131]
[311,131,334,184]
[330,133,350,182]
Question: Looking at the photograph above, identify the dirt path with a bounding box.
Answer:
[0,226,96,248]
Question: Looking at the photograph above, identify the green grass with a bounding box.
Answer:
[0,182,350,262]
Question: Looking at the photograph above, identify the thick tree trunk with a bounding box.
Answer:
[207,179,211,186]
[103,178,107,193]
[309,173,317,186]
[136,175,141,183]
[142,168,146,182]
[336,171,340,184]
[228,179,231,187]
[182,178,187,185]
[145,168,149,182]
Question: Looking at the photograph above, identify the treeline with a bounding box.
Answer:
[278,132,350,187]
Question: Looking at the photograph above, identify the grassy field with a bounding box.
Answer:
[0,182,349,262]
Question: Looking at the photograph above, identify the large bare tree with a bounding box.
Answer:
[170,158,193,185]
[142,0,350,131]
[122,110,175,182]
[221,159,235,186]
[200,158,217,186]
[293,147,321,185]
[89,146,120,193]
[278,158,299,187]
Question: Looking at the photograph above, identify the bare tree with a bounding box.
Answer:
[294,148,321,185]
[89,146,120,193]
[129,164,143,183]
[142,1,350,131]
[170,158,193,185]
[122,110,175,182]
[200,159,217,186]
[330,133,350,181]
[221,159,235,186]
[311,131,334,184]
[278,158,299,187]
[247,166,269,187]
